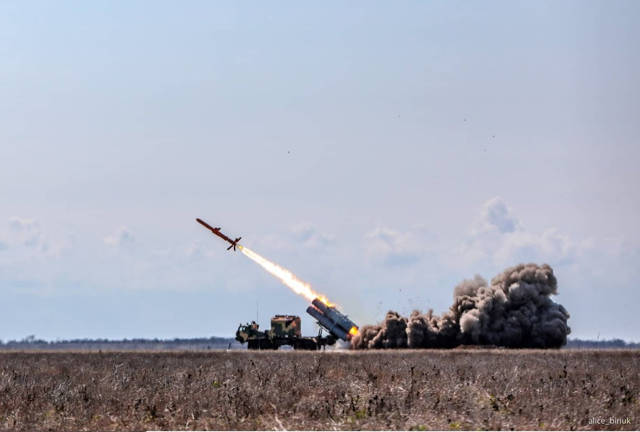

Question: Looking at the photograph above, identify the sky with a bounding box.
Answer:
[1,1,639,342]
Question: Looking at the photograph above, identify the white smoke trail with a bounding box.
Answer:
[238,245,331,305]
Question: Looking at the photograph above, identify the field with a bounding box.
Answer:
[0,350,638,431]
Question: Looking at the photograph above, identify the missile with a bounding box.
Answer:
[306,297,359,341]
[196,218,242,251]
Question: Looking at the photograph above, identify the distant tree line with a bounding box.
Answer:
[0,335,244,351]
[564,338,640,349]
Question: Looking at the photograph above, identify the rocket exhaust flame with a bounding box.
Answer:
[238,245,332,305]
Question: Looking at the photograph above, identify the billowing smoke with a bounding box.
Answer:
[351,263,570,349]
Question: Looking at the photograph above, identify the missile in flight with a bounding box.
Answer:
[196,218,242,251]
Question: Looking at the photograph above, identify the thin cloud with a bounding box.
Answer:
[459,198,576,268]
[104,227,135,248]
[6,217,48,252]
[364,226,423,266]
[472,196,521,235]
[290,223,334,249]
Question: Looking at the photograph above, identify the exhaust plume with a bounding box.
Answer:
[352,263,570,349]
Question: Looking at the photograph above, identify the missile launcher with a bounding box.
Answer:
[235,315,337,350]
[306,298,359,341]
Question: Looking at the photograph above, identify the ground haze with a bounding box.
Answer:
[0,350,638,430]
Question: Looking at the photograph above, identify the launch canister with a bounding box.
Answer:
[306,297,359,341]
[306,305,349,340]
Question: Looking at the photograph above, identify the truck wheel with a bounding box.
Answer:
[260,340,273,350]
[301,340,317,350]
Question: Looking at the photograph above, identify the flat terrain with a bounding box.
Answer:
[0,350,638,431]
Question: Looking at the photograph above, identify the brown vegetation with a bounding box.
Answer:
[0,350,638,430]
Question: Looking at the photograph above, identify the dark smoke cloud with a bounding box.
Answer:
[351,263,570,349]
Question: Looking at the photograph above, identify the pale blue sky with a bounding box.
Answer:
[1,1,639,341]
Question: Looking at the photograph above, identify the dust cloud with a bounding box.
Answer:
[351,263,570,349]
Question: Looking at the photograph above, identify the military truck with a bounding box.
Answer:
[235,314,336,350]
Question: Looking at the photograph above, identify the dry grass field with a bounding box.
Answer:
[0,350,638,431]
